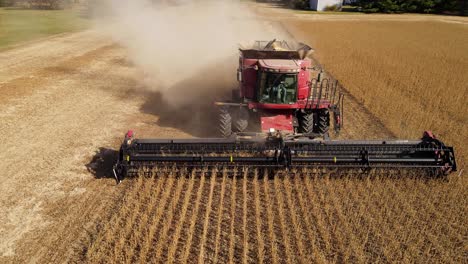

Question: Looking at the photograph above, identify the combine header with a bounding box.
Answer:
[114,130,456,182]
[113,40,457,182]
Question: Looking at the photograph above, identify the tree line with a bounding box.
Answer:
[0,0,75,9]
[355,0,466,15]
[285,0,466,15]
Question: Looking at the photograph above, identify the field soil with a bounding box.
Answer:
[0,30,192,262]
[0,3,466,263]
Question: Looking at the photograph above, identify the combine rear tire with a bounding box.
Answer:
[315,109,330,134]
[233,107,249,132]
[298,112,314,134]
[219,107,232,138]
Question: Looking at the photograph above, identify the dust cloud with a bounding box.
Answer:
[90,0,289,136]
[92,0,286,106]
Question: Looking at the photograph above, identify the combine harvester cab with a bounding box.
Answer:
[113,40,457,182]
[215,39,343,139]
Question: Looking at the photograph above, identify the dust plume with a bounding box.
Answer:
[92,0,286,106]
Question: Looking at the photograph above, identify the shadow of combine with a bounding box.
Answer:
[86,147,119,179]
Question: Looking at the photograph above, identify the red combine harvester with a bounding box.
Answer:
[113,40,456,182]
[215,40,342,138]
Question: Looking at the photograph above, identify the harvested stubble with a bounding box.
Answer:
[84,168,467,263]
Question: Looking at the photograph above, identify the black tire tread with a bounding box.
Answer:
[233,108,248,132]
[299,112,314,134]
[219,107,232,138]
[316,109,330,134]
[234,119,248,132]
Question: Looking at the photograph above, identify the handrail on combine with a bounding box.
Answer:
[306,74,345,133]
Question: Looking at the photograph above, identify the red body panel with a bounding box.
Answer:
[297,60,311,100]
[260,111,294,132]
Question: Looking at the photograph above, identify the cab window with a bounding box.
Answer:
[258,72,297,104]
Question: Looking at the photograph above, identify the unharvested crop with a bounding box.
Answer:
[83,170,467,263]
[285,20,468,166]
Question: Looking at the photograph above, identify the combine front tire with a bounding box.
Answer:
[233,107,249,132]
[315,109,330,134]
[219,107,232,138]
[298,112,314,134]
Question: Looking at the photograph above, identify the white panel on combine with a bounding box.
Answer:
[309,0,343,11]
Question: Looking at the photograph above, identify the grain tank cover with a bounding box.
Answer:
[259,59,301,72]
[239,39,313,60]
